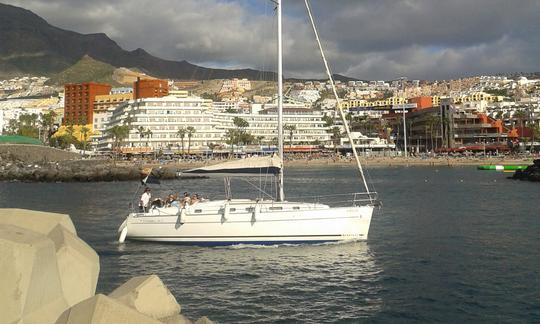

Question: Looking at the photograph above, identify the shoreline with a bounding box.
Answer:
[148,156,536,170]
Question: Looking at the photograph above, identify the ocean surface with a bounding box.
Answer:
[0,165,539,323]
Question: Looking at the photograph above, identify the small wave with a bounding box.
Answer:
[215,243,283,249]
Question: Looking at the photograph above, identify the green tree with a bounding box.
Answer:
[80,125,90,152]
[330,126,342,153]
[426,114,440,151]
[322,114,334,127]
[177,127,186,154]
[106,125,130,162]
[40,111,57,144]
[18,113,40,139]
[186,126,196,154]
[233,117,249,129]
[144,129,153,148]
[284,124,297,147]
[225,129,238,154]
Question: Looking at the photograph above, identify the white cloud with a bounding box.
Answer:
[3,0,540,79]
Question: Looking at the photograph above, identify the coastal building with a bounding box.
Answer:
[93,93,133,113]
[213,109,331,146]
[63,83,111,125]
[133,78,169,99]
[98,94,332,152]
[101,95,220,153]
[400,98,511,153]
[220,78,252,93]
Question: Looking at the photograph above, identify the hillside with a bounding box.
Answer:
[46,55,119,86]
[0,3,276,80]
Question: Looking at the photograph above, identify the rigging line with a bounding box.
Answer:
[304,0,371,199]
[239,177,275,200]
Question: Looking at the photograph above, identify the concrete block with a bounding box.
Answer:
[47,224,100,307]
[109,275,181,320]
[0,208,76,235]
[55,294,162,324]
[0,224,68,324]
[194,316,214,324]
[161,314,193,324]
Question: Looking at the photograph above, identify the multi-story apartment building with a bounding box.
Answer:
[94,93,133,113]
[213,109,331,146]
[63,83,111,125]
[133,78,169,99]
[99,95,332,152]
[102,95,220,152]
[220,78,252,93]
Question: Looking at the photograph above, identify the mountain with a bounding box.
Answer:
[0,3,276,81]
[46,55,119,86]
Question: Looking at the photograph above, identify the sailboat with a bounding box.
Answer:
[117,0,378,245]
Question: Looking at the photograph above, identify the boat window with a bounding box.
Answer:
[194,209,202,213]
[269,206,283,211]
[245,207,255,212]
[229,208,236,212]
[293,206,300,210]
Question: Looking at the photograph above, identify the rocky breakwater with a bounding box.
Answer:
[0,157,179,182]
[512,159,540,182]
[0,208,214,323]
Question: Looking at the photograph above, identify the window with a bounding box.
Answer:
[229,208,236,212]
[269,207,283,211]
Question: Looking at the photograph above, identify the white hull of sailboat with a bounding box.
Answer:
[118,200,374,245]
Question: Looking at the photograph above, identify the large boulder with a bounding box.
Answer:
[161,314,193,324]
[0,224,68,324]
[194,316,214,324]
[55,294,162,324]
[109,275,181,320]
[47,225,100,307]
[0,208,76,235]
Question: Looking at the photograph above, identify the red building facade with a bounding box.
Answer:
[133,78,169,99]
[64,83,111,125]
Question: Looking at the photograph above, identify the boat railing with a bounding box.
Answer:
[287,192,379,207]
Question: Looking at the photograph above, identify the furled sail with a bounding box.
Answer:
[184,155,282,175]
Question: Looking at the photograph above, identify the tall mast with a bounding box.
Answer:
[304,0,371,196]
[277,0,285,201]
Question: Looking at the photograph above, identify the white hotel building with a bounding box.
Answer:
[100,95,331,151]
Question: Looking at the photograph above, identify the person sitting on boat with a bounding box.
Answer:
[139,187,151,213]
[165,194,176,207]
[190,194,200,205]
[181,192,191,207]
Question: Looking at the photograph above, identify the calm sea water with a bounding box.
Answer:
[0,166,539,323]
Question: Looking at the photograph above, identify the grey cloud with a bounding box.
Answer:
[3,0,540,80]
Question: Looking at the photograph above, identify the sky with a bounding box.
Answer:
[4,0,540,80]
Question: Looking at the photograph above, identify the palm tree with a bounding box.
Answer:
[225,129,238,155]
[40,111,57,145]
[233,117,249,129]
[426,114,439,152]
[176,127,186,154]
[284,124,296,147]
[144,129,153,148]
[330,126,342,153]
[80,126,90,152]
[106,125,130,163]
[513,109,527,130]
[186,126,196,154]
